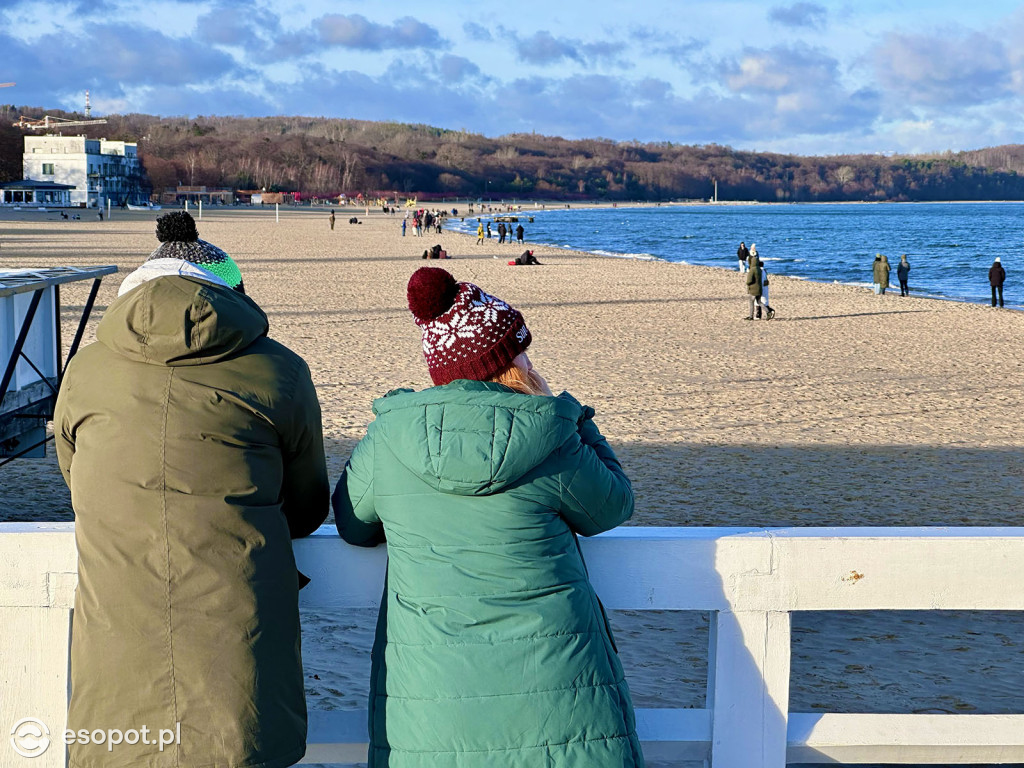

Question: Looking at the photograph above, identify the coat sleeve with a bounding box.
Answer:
[280,361,330,539]
[555,393,634,537]
[332,422,386,547]
[53,369,76,490]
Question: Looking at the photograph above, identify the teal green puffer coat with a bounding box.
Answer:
[333,380,644,767]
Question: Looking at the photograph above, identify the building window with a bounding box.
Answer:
[42,163,55,175]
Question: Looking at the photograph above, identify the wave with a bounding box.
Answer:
[591,249,659,261]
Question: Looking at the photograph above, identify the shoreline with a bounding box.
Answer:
[448,203,1020,312]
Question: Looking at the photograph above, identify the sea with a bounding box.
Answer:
[447,201,1023,308]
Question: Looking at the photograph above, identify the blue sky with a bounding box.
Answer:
[3,0,1024,155]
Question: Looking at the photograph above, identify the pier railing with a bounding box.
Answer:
[3,524,1024,766]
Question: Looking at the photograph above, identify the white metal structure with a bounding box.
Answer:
[0,267,117,459]
[13,115,108,132]
[2,525,1024,766]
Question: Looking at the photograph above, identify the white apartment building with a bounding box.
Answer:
[22,136,147,208]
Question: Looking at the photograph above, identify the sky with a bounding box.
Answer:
[3,0,1024,156]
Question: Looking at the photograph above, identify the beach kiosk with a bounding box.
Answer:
[0,266,117,463]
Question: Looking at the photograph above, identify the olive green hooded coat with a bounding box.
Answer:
[333,381,644,768]
[746,256,763,297]
[873,255,890,287]
[55,275,329,768]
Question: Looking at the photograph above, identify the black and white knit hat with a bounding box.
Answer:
[407,267,531,385]
[149,211,245,293]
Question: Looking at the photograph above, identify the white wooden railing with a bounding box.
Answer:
[3,524,1024,766]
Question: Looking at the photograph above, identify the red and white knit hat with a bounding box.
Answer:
[407,267,532,385]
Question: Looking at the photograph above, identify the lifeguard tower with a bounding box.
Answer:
[0,266,117,464]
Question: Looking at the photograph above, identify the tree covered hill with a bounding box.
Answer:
[4,105,1024,202]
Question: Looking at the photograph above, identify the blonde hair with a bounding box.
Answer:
[489,361,545,396]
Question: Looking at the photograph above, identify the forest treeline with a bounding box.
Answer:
[4,105,1024,202]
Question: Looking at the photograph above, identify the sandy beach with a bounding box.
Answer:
[3,206,1024,758]
[4,205,1020,526]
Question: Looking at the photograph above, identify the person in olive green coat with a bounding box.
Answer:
[334,267,644,767]
[873,253,891,294]
[746,251,763,319]
[55,212,329,768]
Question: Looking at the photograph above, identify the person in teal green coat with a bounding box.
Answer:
[333,266,644,767]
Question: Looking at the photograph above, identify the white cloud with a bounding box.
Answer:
[872,30,1013,107]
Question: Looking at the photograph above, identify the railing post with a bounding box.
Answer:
[0,605,74,767]
[708,610,791,768]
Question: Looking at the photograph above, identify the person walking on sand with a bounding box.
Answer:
[401,218,406,236]
[333,266,645,768]
[745,252,774,320]
[54,211,329,768]
[329,209,336,230]
[759,256,776,320]
[747,244,760,296]
[990,256,1006,307]
[737,241,750,273]
[477,220,485,245]
[873,254,890,295]
[516,222,525,244]
[897,254,910,296]
[746,250,761,319]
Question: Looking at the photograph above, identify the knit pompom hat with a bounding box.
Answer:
[149,211,245,293]
[407,267,531,385]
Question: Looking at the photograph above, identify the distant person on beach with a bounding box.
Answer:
[333,266,644,768]
[737,241,750,273]
[990,256,1006,307]
[477,220,484,244]
[401,218,406,236]
[746,251,773,320]
[54,210,329,768]
[329,209,336,230]
[759,257,776,320]
[497,221,507,244]
[509,249,542,265]
[486,221,492,238]
[897,254,910,296]
[873,254,890,295]
[516,223,525,244]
